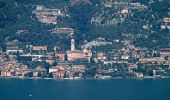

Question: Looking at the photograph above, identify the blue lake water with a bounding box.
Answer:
[0,78,170,100]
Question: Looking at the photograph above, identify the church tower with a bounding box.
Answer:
[70,31,75,51]
[71,37,75,51]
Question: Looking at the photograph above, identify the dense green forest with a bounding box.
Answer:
[0,0,170,51]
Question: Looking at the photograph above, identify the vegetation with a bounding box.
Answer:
[0,0,170,50]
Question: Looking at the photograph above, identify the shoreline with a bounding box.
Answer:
[0,76,170,81]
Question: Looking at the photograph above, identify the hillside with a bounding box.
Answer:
[0,0,170,51]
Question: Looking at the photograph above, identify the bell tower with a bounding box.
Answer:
[71,38,75,51]
[70,31,75,51]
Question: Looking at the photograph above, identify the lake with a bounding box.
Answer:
[0,78,170,100]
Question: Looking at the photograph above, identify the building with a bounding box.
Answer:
[71,38,75,51]
[135,72,144,78]
[0,64,30,77]
[66,31,92,61]
[83,48,92,61]
[49,64,68,73]
[121,54,129,60]
[6,47,23,55]
[52,28,74,34]
[15,65,30,77]
[121,8,129,14]
[96,68,110,74]
[159,48,170,57]
[16,30,29,34]
[71,65,86,72]
[33,65,47,77]
[67,50,84,61]
[0,68,13,77]
[49,64,68,78]
[32,6,64,24]
[31,46,48,55]
[49,67,59,73]
[55,52,65,60]
[97,52,106,61]
[163,17,170,23]
[32,46,47,51]
[139,57,166,64]
[70,0,91,5]
[52,70,65,78]
[46,57,56,65]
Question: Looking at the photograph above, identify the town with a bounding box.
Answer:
[1,26,170,79]
[1,1,170,100]
[1,0,170,80]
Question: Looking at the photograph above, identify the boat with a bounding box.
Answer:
[29,94,32,97]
